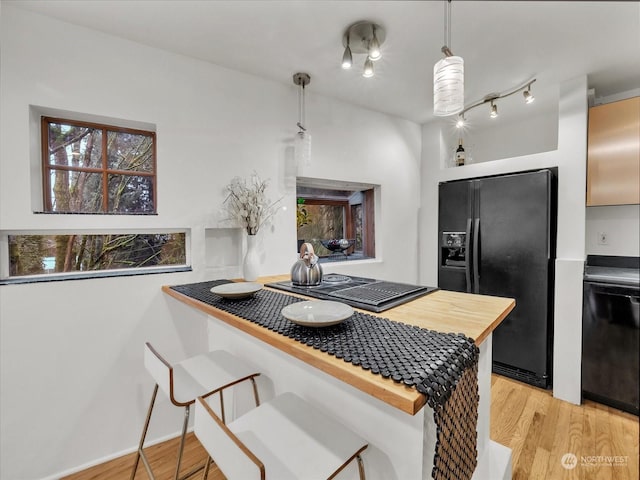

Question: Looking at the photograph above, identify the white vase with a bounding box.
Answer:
[243,234,260,281]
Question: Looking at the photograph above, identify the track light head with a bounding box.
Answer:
[523,87,535,104]
[456,114,465,128]
[490,101,498,118]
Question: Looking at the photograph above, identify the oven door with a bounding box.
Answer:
[582,280,640,415]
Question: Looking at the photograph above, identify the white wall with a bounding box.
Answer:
[585,205,640,257]
[419,76,589,405]
[0,6,421,479]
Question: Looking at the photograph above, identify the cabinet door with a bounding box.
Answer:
[587,97,640,206]
[438,180,472,292]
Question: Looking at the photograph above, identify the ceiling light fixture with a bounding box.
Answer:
[455,78,537,124]
[341,21,386,78]
[433,0,464,116]
[293,72,311,166]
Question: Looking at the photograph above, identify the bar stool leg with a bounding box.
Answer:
[357,454,366,480]
[173,404,191,480]
[200,384,260,480]
[219,390,226,424]
[201,456,212,480]
[130,384,159,480]
[250,377,260,406]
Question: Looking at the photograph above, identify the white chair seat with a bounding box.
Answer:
[171,350,260,405]
[196,392,368,480]
[232,392,367,479]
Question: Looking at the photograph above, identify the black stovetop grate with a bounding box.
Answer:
[328,281,428,306]
[265,276,437,312]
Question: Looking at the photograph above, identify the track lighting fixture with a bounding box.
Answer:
[341,21,385,78]
[454,78,537,124]
[433,0,464,116]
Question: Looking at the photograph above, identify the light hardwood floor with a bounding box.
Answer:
[64,375,639,480]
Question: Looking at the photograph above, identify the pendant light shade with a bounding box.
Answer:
[433,0,464,116]
[294,130,312,166]
[341,45,353,69]
[368,27,382,61]
[433,55,464,116]
[363,57,374,78]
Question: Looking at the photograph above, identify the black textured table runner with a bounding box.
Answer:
[170,280,480,480]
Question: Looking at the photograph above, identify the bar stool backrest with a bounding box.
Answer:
[144,342,174,402]
[195,397,264,480]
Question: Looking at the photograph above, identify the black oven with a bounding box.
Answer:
[582,256,639,415]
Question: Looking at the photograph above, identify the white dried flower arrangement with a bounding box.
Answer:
[223,172,281,235]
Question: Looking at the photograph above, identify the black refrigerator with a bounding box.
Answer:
[438,169,557,388]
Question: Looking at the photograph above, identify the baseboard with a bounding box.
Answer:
[37,429,187,480]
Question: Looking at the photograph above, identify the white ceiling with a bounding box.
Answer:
[5,0,640,125]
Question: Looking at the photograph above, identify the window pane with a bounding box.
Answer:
[108,174,154,213]
[49,170,104,213]
[47,123,102,168]
[299,204,344,256]
[352,203,363,251]
[107,131,154,172]
[8,233,186,277]
[42,117,155,214]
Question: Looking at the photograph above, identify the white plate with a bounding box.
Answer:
[281,300,354,327]
[210,282,262,299]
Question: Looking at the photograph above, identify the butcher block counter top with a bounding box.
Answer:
[162,274,514,415]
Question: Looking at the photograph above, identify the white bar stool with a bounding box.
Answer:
[130,342,261,480]
[195,392,368,480]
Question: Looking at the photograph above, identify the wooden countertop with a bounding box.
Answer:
[162,274,515,415]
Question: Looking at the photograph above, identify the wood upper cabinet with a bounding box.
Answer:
[586,97,640,206]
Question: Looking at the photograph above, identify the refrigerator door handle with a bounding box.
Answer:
[473,218,480,293]
[465,217,472,293]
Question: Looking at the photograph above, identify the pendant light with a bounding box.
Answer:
[293,72,311,166]
[433,0,464,116]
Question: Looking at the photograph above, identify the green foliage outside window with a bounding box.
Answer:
[8,233,186,277]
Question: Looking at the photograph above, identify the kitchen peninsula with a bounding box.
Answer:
[162,275,515,480]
